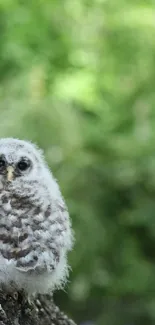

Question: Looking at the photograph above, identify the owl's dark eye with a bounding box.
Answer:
[0,158,6,169]
[17,160,30,171]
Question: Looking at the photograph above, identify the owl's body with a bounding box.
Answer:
[0,138,73,294]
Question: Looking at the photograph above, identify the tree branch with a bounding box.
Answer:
[0,290,76,325]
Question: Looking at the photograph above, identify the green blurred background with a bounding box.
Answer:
[1,0,155,324]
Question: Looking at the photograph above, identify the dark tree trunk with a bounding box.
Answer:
[0,290,77,325]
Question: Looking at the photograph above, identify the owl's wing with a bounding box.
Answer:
[15,198,73,274]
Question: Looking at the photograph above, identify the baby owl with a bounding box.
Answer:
[0,138,74,294]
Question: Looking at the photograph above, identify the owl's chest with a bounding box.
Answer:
[0,184,52,262]
[0,189,35,228]
[0,183,52,237]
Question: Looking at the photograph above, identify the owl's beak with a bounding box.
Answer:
[6,166,14,181]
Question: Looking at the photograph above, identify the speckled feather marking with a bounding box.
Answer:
[0,181,70,268]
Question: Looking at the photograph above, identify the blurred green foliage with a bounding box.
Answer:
[0,0,155,324]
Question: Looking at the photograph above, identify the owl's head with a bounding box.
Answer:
[0,138,45,182]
